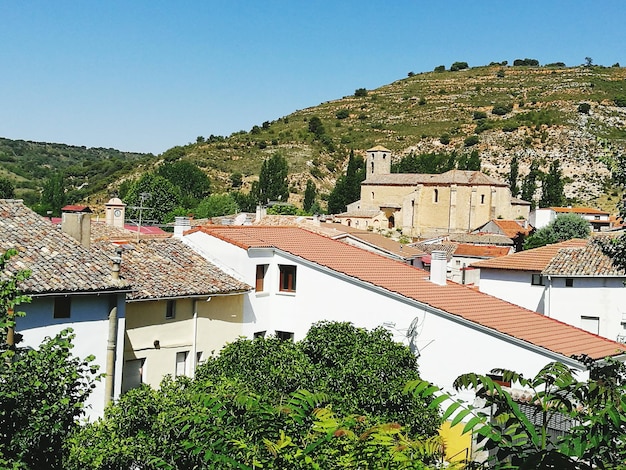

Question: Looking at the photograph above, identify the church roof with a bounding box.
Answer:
[367,145,391,152]
[363,169,507,187]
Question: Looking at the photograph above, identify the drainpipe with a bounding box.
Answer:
[545,275,552,317]
[104,304,118,406]
[191,299,199,377]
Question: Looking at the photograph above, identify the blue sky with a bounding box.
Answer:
[1,1,624,155]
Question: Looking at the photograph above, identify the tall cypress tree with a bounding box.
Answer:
[539,159,565,208]
[255,154,289,205]
[520,160,542,210]
[328,150,366,214]
[508,154,520,197]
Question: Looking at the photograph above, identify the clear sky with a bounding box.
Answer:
[1,1,624,155]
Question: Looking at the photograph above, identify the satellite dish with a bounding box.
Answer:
[406,316,422,356]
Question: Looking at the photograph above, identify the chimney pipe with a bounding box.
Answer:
[429,250,447,286]
[111,247,122,280]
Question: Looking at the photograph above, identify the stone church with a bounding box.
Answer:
[335,146,530,238]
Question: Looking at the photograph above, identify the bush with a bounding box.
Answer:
[502,123,519,132]
[450,61,469,72]
[434,65,446,72]
[614,96,626,107]
[496,69,505,78]
[513,58,539,66]
[578,103,591,114]
[475,120,493,133]
[473,111,487,120]
[464,135,479,147]
[418,97,427,106]
[492,103,513,116]
[335,109,349,120]
[439,134,450,145]
[354,88,368,97]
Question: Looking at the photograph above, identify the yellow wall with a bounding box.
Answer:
[439,420,473,464]
[124,295,245,389]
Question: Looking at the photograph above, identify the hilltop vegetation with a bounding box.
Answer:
[2,60,626,214]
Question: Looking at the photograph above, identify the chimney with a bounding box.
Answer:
[61,207,92,248]
[429,250,447,286]
[174,217,191,239]
[111,246,123,280]
[255,204,267,223]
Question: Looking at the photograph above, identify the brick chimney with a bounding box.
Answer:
[429,250,448,286]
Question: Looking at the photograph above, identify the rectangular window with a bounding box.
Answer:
[581,316,600,335]
[53,296,71,318]
[196,351,203,366]
[279,265,297,292]
[531,274,545,286]
[166,300,176,319]
[122,358,145,393]
[565,278,574,287]
[275,330,294,341]
[255,264,268,292]
[175,351,189,377]
[253,331,266,339]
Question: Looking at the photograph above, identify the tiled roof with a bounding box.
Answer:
[543,239,626,277]
[333,231,425,259]
[412,241,458,259]
[552,207,609,215]
[0,199,129,294]
[448,233,514,246]
[492,220,533,238]
[453,244,511,258]
[92,238,251,301]
[363,170,507,187]
[368,145,391,152]
[193,226,625,360]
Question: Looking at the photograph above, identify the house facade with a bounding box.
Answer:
[182,225,626,396]
[471,238,626,342]
[1,200,130,419]
[335,146,530,237]
[530,206,612,232]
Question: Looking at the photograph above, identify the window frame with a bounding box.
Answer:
[166,299,176,319]
[565,278,574,287]
[531,273,545,286]
[279,265,297,293]
[255,264,268,292]
[53,296,71,319]
[275,330,294,341]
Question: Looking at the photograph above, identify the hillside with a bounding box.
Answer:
[3,63,626,213]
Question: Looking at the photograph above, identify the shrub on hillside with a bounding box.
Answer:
[492,103,513,116]
[354,88,368,97]
[464,135,479,147]
[577,103,591,114]
[450,61,469,72]
[434,65,446,72]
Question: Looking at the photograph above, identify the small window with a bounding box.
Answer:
[196,351,203,366]
[565,278,574,287]
[275,330,294,341]
[122,358,145,393]
[175,351,189,377]
[254,331,266,339]
[371,161,374,173]
[531,274,545,286]
[255,264,268,292]
[166,300,176,319]
[54,296,71,319]
[279,265,297,292]
[434,188,439,203]
[480,194,485,204]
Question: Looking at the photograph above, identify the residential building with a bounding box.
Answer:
[334,146,531,237]
[471,238,626,342]
[1,199,130,419]
[181,225,626,398]
[531,206,612,232]
[471,218,533,251]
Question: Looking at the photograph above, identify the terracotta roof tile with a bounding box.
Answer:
[491,219,533,238]
[0,199,129,294]
[194,226,625,360]
[543,239,626,276]
[453,244,511,258]
[552,207,609,215]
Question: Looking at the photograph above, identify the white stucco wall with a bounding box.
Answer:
[15,293,126,420]
[184,232,588,394]
[478,268,547,313]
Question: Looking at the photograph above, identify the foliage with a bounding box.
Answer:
[308,116,325,138]
[354,88,368,97]
[335,109,350,120]
[434,65,446,72]
[230,172,243,188]
[408,358,626,469]
[577,102,591,114]
[450,61,469,72]
[267,203,299,215]
[457,150,481,171]
[123,173,181,224]
[157,160,211,207]
[37,172,66,216]
[513,58,539,66]
[614,96,626,107]
[439,134,450,145]
[524,213,590,250]
[463,135,479,147]
[303,179,317,212]
[520,160,542,209]
[473,111,487,120]
[392,151,456,174]
[539,159,566,208]
[508,154,520,197]
[194,193,239,219]
[492,103,513,116]
[0,177,15,198]
[231,190,258,213]
[0,249,98,469]
[327,150,365,214]
[255,154,289,205]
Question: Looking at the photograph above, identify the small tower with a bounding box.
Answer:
[105,197,126,228]
[366,145,392,176]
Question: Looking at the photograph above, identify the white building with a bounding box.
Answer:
[181,225,626,395]
[471,238,626,342]
[530,207,612,232]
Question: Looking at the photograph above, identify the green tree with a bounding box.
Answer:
[157,160,211,207]
[194,193,239,219]
[450,61,469,71]
[327,150,366,214]
[255,154,289,205]
[539,159,566,208]
[307,116,325,138]
[508,154,520,197]
[39,172,66,216]
[524,213,590,250]
[520,160,542,209]
[303,179,316,213]
[354,88,368,97]
[124,173,181,224]
[0,249,98,469]
[0,177,15,199]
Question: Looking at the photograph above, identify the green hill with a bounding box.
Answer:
[3,63,626,213]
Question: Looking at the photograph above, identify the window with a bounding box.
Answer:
[175,351,189,377]
[279,265,297,292]
[565,278,574,287]
[275,330,294,341]
[166,300,176,319]
[122,358,145,393]
[434,188,439,203]
[254,331,266,339]
[531,274,545,286]
[480,194,485,204]
[581,316,599,335]
[196,351,203,366]
[255,264,268,292]
[53,296,71,318]
[371,161,374,174]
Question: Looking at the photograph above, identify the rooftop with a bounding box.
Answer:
[192,226,626,361]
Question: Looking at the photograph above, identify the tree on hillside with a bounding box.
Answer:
[0,249,99,469]
[194,193,239,219]
[124,173,181,224]
[523,213,590,250]
[307,116,325,138]
[157,160,211,207]
[38,172,66,216]
[392,151,456,174]
[520,160,542,209]
[0,177,15,199]
[255,154,289,205]
[327,150,366,214]
[508,154,520,197]
[303,179,316,213]
[539,159,566,208]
